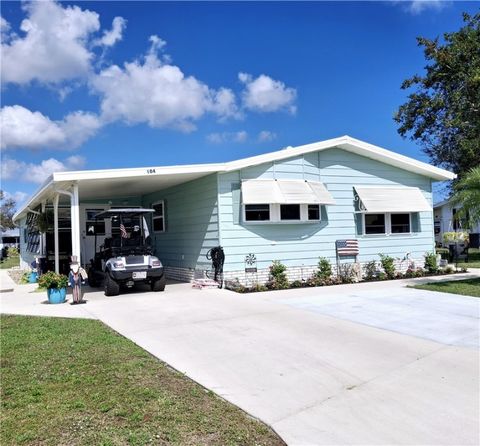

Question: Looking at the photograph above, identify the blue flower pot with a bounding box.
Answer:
[48,287,67,304]
[29,272,38,283]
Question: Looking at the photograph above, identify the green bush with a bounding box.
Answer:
[363,260,377,281]
[379,254,396,279]
[290,280,304,288]
[443,266,454,274]
[424,252,439,274]
[315,257,332,282]
[20,271,30,284]
[6,247,19,257]
[37,271,68,290]
[268,260,289,290]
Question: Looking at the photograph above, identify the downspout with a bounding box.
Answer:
[54,183,81,268]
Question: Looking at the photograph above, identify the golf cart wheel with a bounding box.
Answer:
[104,272,120,296]
[151,275,166,292]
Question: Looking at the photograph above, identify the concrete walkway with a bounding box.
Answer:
[1,271,479,445]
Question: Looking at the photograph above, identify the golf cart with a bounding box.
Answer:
[88,209,166,296]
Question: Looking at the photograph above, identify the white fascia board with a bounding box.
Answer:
[224,135,456,181]
[12,176,55,224]
[338,137,456,181]
[52,162,225,182]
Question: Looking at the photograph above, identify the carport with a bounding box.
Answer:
[13,163,222,272]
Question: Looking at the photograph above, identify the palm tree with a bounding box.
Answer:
[450,166,480,229]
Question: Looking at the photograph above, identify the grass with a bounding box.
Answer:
[0,255,19,269]
[1,315,284,446]
[411,278,480,297]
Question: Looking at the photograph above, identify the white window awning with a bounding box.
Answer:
[354,186,432,213]
[242,180,335,205]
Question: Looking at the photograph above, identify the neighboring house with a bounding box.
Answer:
[13,135,455,282]
[434,199,480,248]
[0,228,20,259]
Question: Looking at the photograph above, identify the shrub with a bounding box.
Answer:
[20,271,30,284]
[443,266,454,274]
[404,262,417,278]
[315,257,332,282]
[290,280,304,288]
[225,278,246,293]
[6,247,19,257]
[268,260,289,290]
[37,271,68,290]
[363,260,377,281]
[379,254,396,279]
[338,263,357,284]
[250,282,268,292]
[424,252,439,274]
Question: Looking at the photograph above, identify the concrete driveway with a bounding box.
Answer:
[1,272,479,445]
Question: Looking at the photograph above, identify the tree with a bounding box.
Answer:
[0,190,17,231]
[450,166,480,228]
[395,13,480,177]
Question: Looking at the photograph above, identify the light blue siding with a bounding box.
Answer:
[142,174,219,270]
[218,149,434,272]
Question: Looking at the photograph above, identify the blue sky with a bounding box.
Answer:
[1,1,478,205]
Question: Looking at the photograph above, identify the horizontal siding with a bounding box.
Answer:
[142,174,219,270]
[218,148,434,272]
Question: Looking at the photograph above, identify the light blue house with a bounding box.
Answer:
[13,136,455,282]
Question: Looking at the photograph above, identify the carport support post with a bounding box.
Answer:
[71,183,81,265]
[53,194,60,273]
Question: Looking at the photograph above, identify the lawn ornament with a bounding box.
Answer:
[69,256,88,305]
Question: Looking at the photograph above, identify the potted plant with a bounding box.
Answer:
[38,271,69,304]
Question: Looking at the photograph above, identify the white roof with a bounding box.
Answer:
[242,180,335,204]
[355,186,432,213]
[13,135,454,222]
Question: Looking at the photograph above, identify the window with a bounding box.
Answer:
[391,213,410,233]
[152,201,165,232]
[308,205,320,221]
[245,204,270,221]
[280,204,300,220]
[243,203,322,223]
[364,213,386,234]
[85,209,105,236]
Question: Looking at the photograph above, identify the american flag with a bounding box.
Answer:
[120,224,129,239]
[336,239,359,256]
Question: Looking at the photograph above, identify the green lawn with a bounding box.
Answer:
[411,278,480,297]
[1,315,284,446]
[0,256,20,269]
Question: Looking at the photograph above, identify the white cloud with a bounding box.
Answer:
[239,73,297,114]
[1,156,86,184]
[91,36,239,131]
[1,105,101,150]
[3,190,28,204]
[396,0,449,14]
[95,16,126,47]
[207,130,248,144]
[1,0,125,85]
[257,130,277,142]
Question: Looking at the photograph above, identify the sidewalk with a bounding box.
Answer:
[0,269,18,293]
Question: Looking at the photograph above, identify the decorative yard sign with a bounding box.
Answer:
[335,239,359,256]
[335,239,361,281]
[244,253,257,273]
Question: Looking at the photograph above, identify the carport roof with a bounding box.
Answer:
[13,135,455,222]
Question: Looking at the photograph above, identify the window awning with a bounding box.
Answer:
[242,180,335,205]
[354,186,432,213]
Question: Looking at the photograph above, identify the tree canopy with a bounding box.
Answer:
[450,166,480,228]
[395,13,480,178]
[0,191,17,231]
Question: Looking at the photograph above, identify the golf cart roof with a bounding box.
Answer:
[94,208,154,219]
